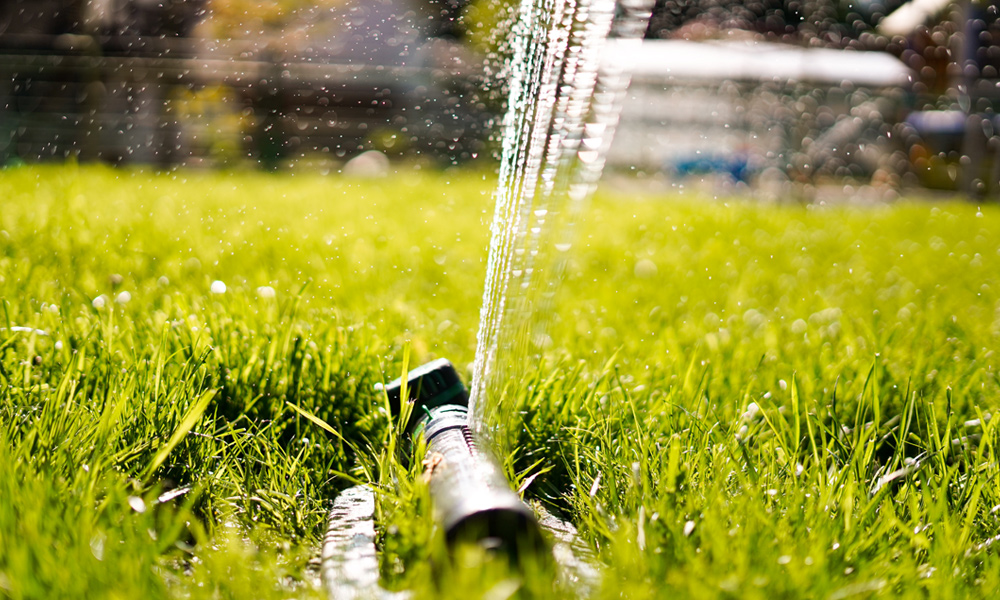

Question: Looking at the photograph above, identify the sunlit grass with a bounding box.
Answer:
[2,164,1000,598]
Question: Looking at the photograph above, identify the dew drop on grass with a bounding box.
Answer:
[92,295,107,309]
[256,285,276,299]
[210,280,227,294]
[634,259,658,278]
[115,291,131,305]
[89,532,105,561]
[128,496,147,513]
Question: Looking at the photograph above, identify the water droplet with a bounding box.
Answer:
[683,521,696,536]
[90,532,105,561]
[128,496,147,513]
[634,259,657,278]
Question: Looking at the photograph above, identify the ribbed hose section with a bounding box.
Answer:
[376,359,548,564]
[420,405,547,562]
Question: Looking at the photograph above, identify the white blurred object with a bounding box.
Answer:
[603,39,913,87]
[343,151,391,177]
[878,0,954,37]
[605,39,913,179]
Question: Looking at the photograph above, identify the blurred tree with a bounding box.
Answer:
[202,0,346,38]
[203,0,471,41]
[463,0,514,55]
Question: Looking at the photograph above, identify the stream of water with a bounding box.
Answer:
[323,4,653,596]
[468,0,654,434]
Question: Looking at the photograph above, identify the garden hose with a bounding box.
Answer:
[376,358,548,562]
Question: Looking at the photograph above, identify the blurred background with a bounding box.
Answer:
[1,0,999,196]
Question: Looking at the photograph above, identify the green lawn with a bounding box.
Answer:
[3,164,1000,598]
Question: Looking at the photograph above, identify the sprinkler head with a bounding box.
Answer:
[375,358,468,434]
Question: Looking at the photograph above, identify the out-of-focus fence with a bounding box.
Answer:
[0,0,488,169]
[0,38,486,167]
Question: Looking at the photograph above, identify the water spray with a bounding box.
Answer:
[323,0,655,592]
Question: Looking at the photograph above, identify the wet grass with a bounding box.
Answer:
[3,164,1000,598]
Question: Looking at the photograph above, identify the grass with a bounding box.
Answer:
[2,163,1000,598]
